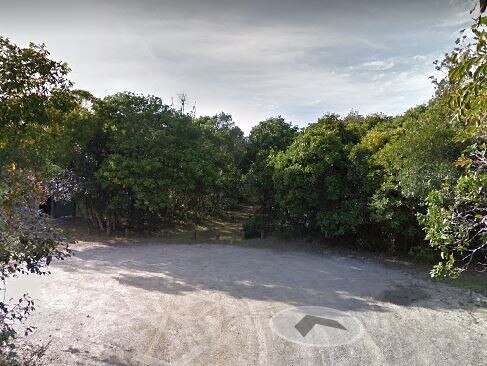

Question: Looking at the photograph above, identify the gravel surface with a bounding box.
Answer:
[8,242,487,366]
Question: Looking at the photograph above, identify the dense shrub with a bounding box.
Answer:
[419,17,487,277]
[0,36,70,364]
[243,214,266,239]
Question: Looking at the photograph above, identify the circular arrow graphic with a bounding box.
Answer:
[270,306,364,346]
[294,314,347,337]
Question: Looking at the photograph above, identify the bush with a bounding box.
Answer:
[408,246,438,263]
[243,214,266,239]
[420,171,487,277]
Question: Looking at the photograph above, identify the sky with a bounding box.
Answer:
[0,0,475,132]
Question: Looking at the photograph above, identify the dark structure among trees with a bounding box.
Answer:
[40,197,75,218]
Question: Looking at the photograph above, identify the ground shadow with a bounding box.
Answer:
[55,242,482,313]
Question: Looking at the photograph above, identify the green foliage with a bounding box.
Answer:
[196,113,246,207]
[0,37,71,128]
[408,245,437,263]
[243,214,265,239]
[420,18,487,277]
[0,37,71,362]
[98,93,215,221]
[243,117,298,226]
[245,116,299,166]
[57,94,247,232]
[420,172,487,277]
[272,114,363,236]
[0,6,486,362]
[380,101,462,199]
[349,102,464,250]
[0,37,73,172]
[1,6,483,318]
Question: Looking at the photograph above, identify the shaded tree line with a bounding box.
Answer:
[1,19,483,281]
[243,22,486,278]
[54,93,246,233]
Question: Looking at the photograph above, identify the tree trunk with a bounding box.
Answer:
[94,209,105,231]
[106,216,111,236]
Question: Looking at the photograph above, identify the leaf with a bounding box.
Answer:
[454,155,473,168]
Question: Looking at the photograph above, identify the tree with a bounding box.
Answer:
[242,117,298,236]
[0,37,71,363]
[272,114,363,236]
[351,101,463,252]
[196,113,246,209]
[64,93,234,232]
[420,18,487,277]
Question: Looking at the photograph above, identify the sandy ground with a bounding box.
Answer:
[8,242,487,366]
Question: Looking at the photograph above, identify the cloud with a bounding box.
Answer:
[351,60,396,71]
[0,0,472,132]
